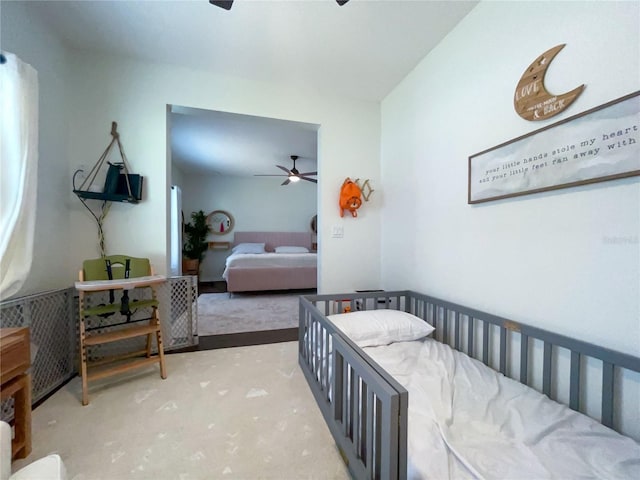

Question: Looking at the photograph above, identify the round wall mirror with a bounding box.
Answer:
[207,210,234,235]
[310,214,317,234]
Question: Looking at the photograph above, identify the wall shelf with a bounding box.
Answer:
[72,122,143,256]
[73,189,140,204]
[208,241,231,250]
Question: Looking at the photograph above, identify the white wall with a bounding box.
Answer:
[381,0,639,436]
[180,175,317,281]
[65,53,380,293]
[171,160,186,190]
[0,1,73,297]
[382,0,639,355]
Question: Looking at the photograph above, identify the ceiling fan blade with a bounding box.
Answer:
[300,176,318,184]
[209,0,233,10]
[211,0,344,10]
[298,171,317,176]
[276,165,291,174]
[281,178,291,186]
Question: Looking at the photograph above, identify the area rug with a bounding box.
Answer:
[197,291,313,335]
[16,342,350,479]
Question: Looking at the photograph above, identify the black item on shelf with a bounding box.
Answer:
[73,163,143,203]
[103,163,123,194]
[116,173,143,200]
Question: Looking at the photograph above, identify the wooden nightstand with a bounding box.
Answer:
[0,327,32,459]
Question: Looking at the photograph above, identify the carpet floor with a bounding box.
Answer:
[197,291,314,336]
[13,342,349,479]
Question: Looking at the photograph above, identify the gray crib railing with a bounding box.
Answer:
[298,294,408,480]
[299,290,640,479]
[404,291,640,433]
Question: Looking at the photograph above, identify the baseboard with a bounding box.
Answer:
[197,328,298,350]
[198,281,228,294]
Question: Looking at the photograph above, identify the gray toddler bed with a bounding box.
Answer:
[298,290,640,479]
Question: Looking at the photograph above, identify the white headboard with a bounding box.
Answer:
[233,232,312,252]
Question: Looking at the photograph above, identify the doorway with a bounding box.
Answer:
[167,105,319,347]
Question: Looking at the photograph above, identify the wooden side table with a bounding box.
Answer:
[0,327,32,459]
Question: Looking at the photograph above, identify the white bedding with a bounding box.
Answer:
[362,338,640,479]
[222,252,316,279]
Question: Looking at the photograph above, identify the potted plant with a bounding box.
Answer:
[182,210,211,275]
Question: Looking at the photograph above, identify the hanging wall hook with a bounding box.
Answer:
[110,121,119,139]
[355,179,374,201]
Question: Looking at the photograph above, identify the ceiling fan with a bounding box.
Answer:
[255,155,317,186]
[209,1,349,10]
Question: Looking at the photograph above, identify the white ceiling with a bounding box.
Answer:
[170,106,319,176]
[25,0,478,176]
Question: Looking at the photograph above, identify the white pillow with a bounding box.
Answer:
[328,309,435,347]
[274,246,309,253]
[232,242,266,254]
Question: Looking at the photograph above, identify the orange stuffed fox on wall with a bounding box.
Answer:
[339,177,363,217]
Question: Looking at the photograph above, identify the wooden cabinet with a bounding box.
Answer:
[0,327,32,459]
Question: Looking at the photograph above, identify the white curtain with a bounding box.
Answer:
[0,52,39,299]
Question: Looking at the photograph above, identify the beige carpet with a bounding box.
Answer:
[13,342,350,479]
[198,292,312,335]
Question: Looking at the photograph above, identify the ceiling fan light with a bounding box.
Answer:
[290,175,300,183]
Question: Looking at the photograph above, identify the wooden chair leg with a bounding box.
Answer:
[13,374,32,458]
[80,348,89,405]
[145,332,153,358]
[146,307,156,358]
[78,303,90,406]
[155,309,167,379]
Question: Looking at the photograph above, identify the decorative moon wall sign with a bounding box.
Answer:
[514,44,585,121]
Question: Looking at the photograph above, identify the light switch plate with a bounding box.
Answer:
[331,225,344,238]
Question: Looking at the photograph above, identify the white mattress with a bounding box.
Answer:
[362,338,640,479]
[223,252,316,278]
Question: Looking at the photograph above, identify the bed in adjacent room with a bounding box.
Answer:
[223,231,317,293]
[298,291,640,479]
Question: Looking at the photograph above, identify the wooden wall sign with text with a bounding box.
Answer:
[470,91,639,204]
[514,44,585,121]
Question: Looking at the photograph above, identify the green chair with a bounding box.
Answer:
[77,255,167,405]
